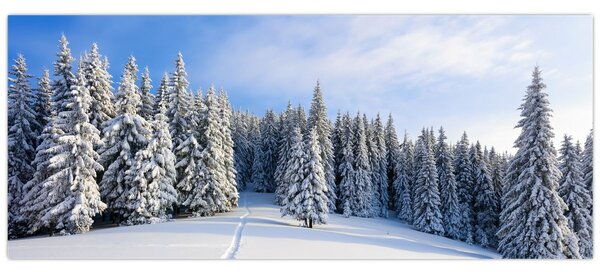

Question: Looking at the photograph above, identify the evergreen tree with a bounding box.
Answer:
[127,104,178,223]
[412,130,444,236]
[32,69,52,146]
[307,81,337,213]
[370,114,389,217]
[558,135,593,258]
[168,53,191,166]
[346,113,373,217]
[232,110,251,191]
[217,89,239,210]
[252,109,279,192]
[498,66,580,259]
[338,113,356,216]
[394,133,414,223]
[139,67,155,121]
[435,127,461,240]
[81,43,115,131]
[472,141,499,248]
[581,130,593,214]
[98,64,152,223]
[282,128,329,227]
[7,55,37,238]
[275,102,296,204]
[154,73,170,115]
[296,104,308,136]
[125,55,139,85]
[174,131,201,210]
[385,114,401,210]
[454,132,475,244]
[281,128,307,221]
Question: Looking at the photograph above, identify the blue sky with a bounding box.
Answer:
[8,15,592,152]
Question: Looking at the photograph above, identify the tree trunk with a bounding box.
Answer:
[304,218,308,227]
[309,219,313,228]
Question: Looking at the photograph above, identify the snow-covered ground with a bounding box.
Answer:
[8,192,500,259]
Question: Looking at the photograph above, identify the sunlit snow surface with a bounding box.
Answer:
[8,192,499,259]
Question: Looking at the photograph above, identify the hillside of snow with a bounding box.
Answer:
[8,192,500,259]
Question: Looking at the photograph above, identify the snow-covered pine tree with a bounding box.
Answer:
[36,54,106,234]
[370,114,389,217]
[232,110,251,190]
[338,113,356,216]
[282,128,329,228]
[498,66,580,259]
[125,55,139,85]
[385,114,401,210]
[307,81,337,213]
[81,43,115,131]
[275,102,296,205]
[98,63,152,224]
[126,103,178,224]
[581,130,593,215]
[454,132,475,244]
[139,67,155,121]
[168,53,191,168]
[174,128,201,211]
[489,147,505,201]
[333,112,343,184]
[348,113,374,217]
[296,104,308,136]
[217,89,239,210]
[412,129,444,236]
[435,127,461,240]
[32,69,53,146]
[252,109,279,192]
[7,55,37,238]
[472,141,499,248]
[394,133,414,223]
[154,73,170,115]
[558,135,593,258]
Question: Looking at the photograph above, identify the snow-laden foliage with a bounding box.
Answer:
[385,114,401,210]
[217,90,239,210]
[281,128,329,227]
[498,66,580,259]
[435,127,461,240]
[558,135,593,258]
[98,64,152,223]
[32,69,53,146]
[168,53,191,170]
[275,102,297,204]
[80,43,115,131]
[126,104,178,224]
[471,142,499,248]
[453,132,475,244]
[8,55,37,238]
[307,82,337,213]
[338,113,355,215]
[252,109,279,192]
[412,129,444,236]
[139,67,155,121]
[232,110,254,191]
[394,134,414,223]
[154,73,170,116]
[581,130,593,215]
[370,114,389,218]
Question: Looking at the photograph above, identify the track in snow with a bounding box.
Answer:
[220,192,250,259]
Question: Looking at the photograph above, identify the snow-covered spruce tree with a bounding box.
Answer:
[7,55,37,238]
[364,115,379,216]
[126,103,178,224]
[154,73,170,116]
[412,129,444,236]
[281,127,307,221]
[252,109,279,192]
[385,113,401,210]
[307,81,337,213]
[98,65,152,224]
[81,43,115,131]
[581,130,593,215]
[139,67,155,121]
[187,88,230,216]
[296,104,308,136]
[125,55,139,85]
[498,66,580,259]
[32,69,53,146]
[35,57,106,234]
[453,132,475,244]
[338,113,356,216]
[168,53,191,168]
[174,128,201,211]
[435,127,461,240]
[232,110,251,190]
[348,113,374,217]
[472,141,499,248]
[394,133,414,223]
[333,112,343,182]
[558,135,593,258]
[488,147,505,201]
[217,89,239,210]
[275,102,296,205]
[370,114,389,217]
[282,128,329,228]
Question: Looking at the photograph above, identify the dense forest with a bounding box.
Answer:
[7,35,593,259]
